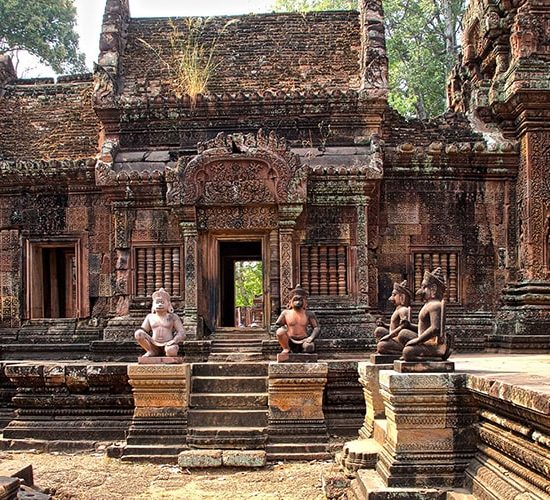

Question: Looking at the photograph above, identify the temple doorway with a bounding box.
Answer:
[219,240,264,328]
[27,243,77,319]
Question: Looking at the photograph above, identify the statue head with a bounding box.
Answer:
[389,280,412,306]
[288,285,308,310]
[416,267,446,301]
[151,288,174,314]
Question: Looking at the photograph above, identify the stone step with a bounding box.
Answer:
[188,409,268,427]
[190,392,268,408]
[192,376,267,393]
[446,489,476,500]
[350,469,447,500]
[211,338,264,344]
[187,426,267,449]
[210,346,262,353]
[192,362,268,377]
[122,444,188,457]
[208,353,265,362]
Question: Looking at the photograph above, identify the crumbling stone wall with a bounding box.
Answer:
[121,12,361,98]
[0,77,99,161]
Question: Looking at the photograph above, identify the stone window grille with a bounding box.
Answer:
[300,245,348,296]
[413,251,460,303]
[134,246,181,298]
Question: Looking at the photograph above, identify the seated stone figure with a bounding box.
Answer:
[275,285,320,355]
[399,267,451,361]
[135,288,186,357]
[374,280,416,355]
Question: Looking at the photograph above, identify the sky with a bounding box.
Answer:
[18,0,274,78]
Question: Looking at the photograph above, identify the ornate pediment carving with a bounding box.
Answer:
[166,130,306,206]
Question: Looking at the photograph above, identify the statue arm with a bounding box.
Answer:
[409,309,440,345]
[387,307,409,336]
[275,311,287,328]
[307,312,320,341]
[166,314,186,345]
[139,315,152,333]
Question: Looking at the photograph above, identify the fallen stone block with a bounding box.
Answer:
[178,449,222,468]
[222,450,266,467]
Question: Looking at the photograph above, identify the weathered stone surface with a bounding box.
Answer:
[276,352,318,363]
[267,362,329,460]
[222,450,266,467]
[393,360,455,373]
[0,476,19,500]
[137,356,183,365]
[351,469,447,499]
[122,363,190,460]
[339,438,380,476]
[178,449,222,468]
[3,363,132,443]
[376,371,478,488]
[358,361,392,439]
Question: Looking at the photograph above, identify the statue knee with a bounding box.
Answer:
[276,327,287,338]
[402,345,416,361]
[165,344,179,357]
[373,326,388,340]
[302,341,315,353]
[135,329,146,341]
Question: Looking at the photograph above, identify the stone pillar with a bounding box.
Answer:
[267,362,330,460]
[181,221,199,340]
[376,370,478,488]
[494,129,550,349]
[277,205,302,306]
[123,363,190,460]
[359,0,388,97]
[355,199,369,307]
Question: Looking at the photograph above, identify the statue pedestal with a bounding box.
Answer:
[137,356,183,364]
[122,364,190,461]
[375,369,477,488]
[393,360,455,373]
[276,352,318,363]
[266,362,330,460]
[369,354,400,364]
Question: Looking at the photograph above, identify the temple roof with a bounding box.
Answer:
[120,11,361,99]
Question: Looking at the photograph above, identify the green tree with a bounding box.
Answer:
[270,0,465,118]
[0,0,85,74]
[234,261,263,308]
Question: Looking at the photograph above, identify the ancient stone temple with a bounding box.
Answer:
[0,0,548,355]
[1,1,549,497]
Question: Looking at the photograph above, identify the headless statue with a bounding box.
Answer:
[135,288,185,357]
[374,280,416,355]
[398,267,451,361]
[275,285,320,354]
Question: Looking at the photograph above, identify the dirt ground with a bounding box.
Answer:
[1,450,338,499]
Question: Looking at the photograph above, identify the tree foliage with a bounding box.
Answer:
[234,261,263,308]
[271,0,465,118]
[0,0,85,74]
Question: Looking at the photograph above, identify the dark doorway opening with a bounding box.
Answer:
[219,241,263,327]
[29,245,77,318]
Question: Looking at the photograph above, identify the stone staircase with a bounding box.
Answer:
[187,362,269,450]
[208,329,268,362]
